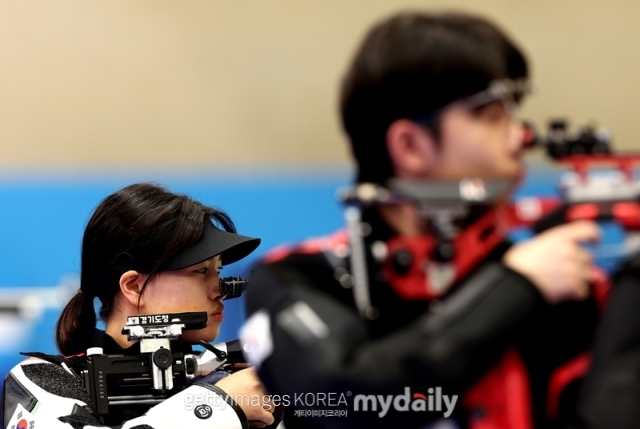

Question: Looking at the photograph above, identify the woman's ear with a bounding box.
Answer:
[119,270,145,308]
[386,119,438,177]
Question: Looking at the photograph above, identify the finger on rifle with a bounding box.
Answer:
[227,363,251,371]
[577,282,590,300]
[571,276,591,300]
[259,409,276,425]
[575,247,595,266]
[549,220,601,243]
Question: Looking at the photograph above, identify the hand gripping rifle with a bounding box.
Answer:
[520,120,640,261]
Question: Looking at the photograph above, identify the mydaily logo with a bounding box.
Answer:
[353,387,458,418]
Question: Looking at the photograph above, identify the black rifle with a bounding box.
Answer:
[82,277,248,424]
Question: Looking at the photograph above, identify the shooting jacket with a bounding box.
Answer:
[243,208,600,429]
[1,331,250,429]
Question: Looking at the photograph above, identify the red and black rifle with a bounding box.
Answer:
[339,120,640,316]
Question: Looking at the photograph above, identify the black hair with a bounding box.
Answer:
[56,183,236,356]
[340,11,529,184]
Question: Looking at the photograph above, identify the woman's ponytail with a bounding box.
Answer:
[55,290,97,356]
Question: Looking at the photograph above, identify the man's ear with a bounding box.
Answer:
[386,119,438,178]
[119,270,145,308]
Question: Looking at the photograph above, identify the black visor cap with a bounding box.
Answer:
[163,221,261,270]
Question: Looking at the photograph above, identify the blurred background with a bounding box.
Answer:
[0,0,639,380]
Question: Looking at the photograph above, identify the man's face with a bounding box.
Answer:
[424,100,525,180]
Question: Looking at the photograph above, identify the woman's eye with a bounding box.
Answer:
[197,268,209,274]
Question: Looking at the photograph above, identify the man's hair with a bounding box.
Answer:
[340,11,529,183]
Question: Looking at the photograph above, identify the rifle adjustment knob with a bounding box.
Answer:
[153,348,174,370]
[185,356,196,375]
[86,347,103,356]
[392,248,413,275]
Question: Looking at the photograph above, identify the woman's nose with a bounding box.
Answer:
[209,277,222,299]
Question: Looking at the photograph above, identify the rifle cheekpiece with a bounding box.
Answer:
[82,310,245,423]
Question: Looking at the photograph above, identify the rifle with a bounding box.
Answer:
[518,119,640,274]
[338,120,640,317]
[81,277,248,424]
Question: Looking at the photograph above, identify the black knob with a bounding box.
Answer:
[153,348,174,370]
[432,241,455,262]
[549,119,567,132]
[185,356,196,375]
[392,248,413,275]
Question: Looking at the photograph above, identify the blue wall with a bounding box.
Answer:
[0,169,351,379]
[0,163,629,382]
